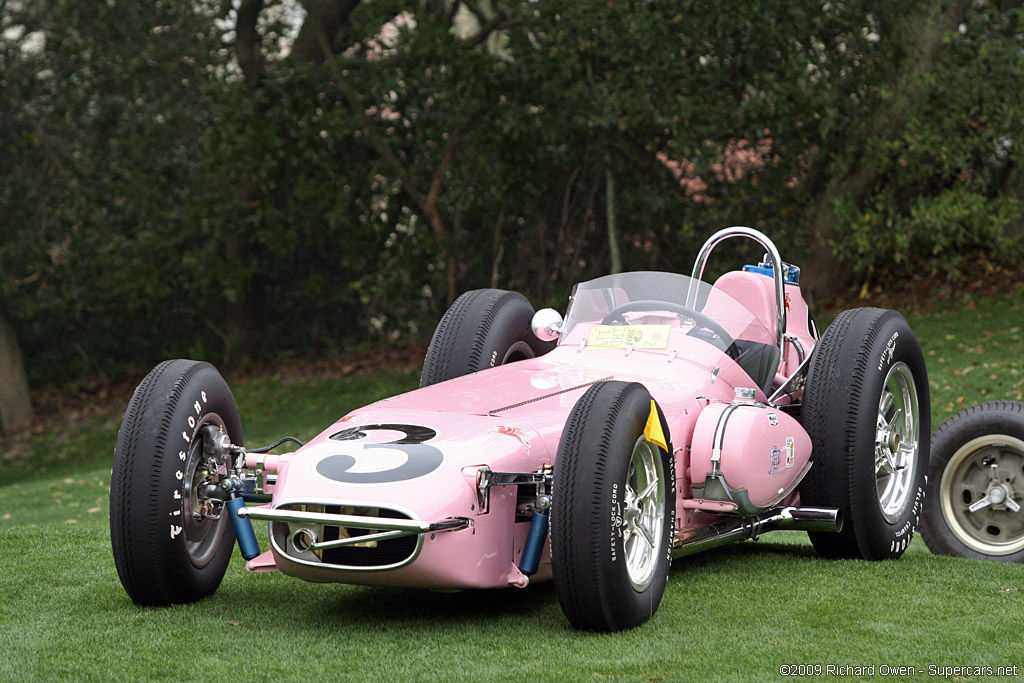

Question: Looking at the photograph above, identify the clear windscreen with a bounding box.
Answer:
[560,271,776,362]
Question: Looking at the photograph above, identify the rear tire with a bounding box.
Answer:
[920,401,1024,561]
[420,289,550,387]
[110,360,242,605]
[800,308,929,560]
[551,381,675,632]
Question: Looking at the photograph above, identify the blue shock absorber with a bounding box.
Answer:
[226,494,261,560]
[518,508,550,577]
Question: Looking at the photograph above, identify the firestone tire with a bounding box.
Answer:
[110,359,243,605]
[920,401,1024,561]
[800,308,929,560]
[551,381,675,632]
[420,289,550,388]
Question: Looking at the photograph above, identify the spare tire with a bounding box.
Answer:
[920,401,1024,561]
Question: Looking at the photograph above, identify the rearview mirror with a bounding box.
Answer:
[531,308,563,342]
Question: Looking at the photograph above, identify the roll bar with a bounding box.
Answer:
[686,226,787,362]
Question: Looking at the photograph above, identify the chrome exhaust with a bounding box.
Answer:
[672,505,842,558]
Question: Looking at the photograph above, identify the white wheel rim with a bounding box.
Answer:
[623,437,665,592]
[939,434,1024,556]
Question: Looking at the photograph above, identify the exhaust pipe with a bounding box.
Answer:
[672,506,842,558]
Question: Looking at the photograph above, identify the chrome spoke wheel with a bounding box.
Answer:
[622,437,666,592]
[939,435,1024,556]
[874,362,920,523]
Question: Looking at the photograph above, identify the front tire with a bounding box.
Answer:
[110,359,243,605]
[551,381,675,632]
[920,401,1024,561]
[420,289,550,387]
[800,308,929,560]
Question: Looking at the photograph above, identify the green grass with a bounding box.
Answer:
[908,296,1024,427]
[2,298,1024,681]
[0,524,1020,681]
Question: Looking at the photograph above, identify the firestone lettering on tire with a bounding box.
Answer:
[895,487,925,539]
[170,387,208,540]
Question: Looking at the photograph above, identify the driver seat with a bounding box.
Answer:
[732,339,779,395]
[711,271,781,394]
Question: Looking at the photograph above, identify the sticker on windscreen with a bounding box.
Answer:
[588,325,671,350]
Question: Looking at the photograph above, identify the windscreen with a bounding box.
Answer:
[560,271,776,353]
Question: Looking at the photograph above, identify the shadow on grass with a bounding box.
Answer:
[669,536,818,571]
[237,540,827,629]
[298,541,822,631]
[321,581,556,625]
[215,570,561,633]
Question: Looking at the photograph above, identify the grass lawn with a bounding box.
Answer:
[2,296,1023,681]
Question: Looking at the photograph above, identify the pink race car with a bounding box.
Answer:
[110,227,930,631]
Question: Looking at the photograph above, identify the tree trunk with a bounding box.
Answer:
[801,0,973,305]
[291,0,363,64]
[235,0,266,88]
[605,167,621,274]
[0,310,33,435]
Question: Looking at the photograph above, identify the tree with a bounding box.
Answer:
[0,307,32,435]
[823,1,1024,289]
[0,0,232,381]
[3,0,1023,396]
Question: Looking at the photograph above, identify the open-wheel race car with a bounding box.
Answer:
[110,227,931,631]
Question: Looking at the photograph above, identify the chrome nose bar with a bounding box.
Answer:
[237,506,469,550]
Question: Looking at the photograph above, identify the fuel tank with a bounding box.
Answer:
[689,400,812,515]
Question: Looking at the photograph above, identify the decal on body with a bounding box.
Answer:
[494,425,531,456]
[769,445,783,474]
[313,424,445,484]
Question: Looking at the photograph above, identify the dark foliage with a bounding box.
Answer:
[1,0,1021,390]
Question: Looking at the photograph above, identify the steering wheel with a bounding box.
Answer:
[600,300,737,355]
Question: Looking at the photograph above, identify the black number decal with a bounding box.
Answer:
[316,424,444,484]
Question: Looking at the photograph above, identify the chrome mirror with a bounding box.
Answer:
[531,308,564,342]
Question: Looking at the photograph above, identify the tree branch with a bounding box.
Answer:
[292,0,363,63]
[313,20,469,303]
[317,33,427,207]
[460,18,521,50]
[425,118,472,215]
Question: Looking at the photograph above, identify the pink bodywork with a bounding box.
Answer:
[243,270,818,590]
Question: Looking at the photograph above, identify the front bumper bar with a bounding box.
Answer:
[236,506,469,551]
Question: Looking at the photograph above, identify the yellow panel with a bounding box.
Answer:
[644,400,668,451]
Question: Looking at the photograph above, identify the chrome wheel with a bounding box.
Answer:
[622,437,666,592]
[874,362,920,523]
[939,435,1024,556]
